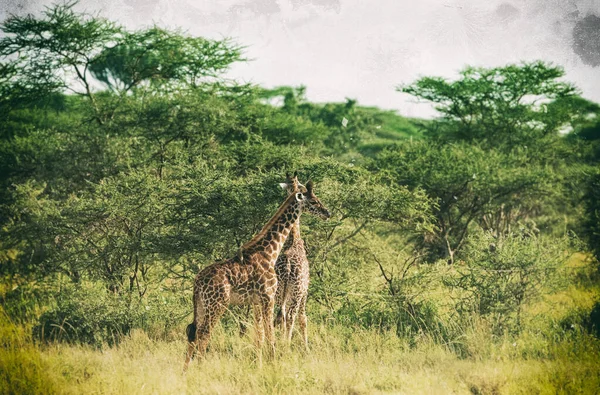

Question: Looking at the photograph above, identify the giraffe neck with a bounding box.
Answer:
[288,219,302,245]
[242,194,302,259]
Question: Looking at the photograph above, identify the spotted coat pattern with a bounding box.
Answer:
[275,220,310,347]
[183,180,329,371]
[272,174,311,348]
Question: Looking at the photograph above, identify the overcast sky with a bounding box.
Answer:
[1,0,599,117]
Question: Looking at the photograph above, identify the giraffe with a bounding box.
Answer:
[274,172,312,348]
[183,179,330,371]
[238,172,314,347]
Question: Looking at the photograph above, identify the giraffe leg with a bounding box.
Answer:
[274,284,288,331]
[183,300,205,372]
[252,303,265,364]
[298,295,309,351]
[196,302,227,358]
[239,305,251,337]
[184,300,226,372]
[277,300,287,337]
[274,303,285,330]
[284,295,301,343]
[261,296,276,360]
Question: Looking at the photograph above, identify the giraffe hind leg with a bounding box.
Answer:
[195,302,227,359]
[276,285,291,336]
[274,283,286,329]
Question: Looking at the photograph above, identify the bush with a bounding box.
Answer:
[446,230,568,334]
[34,283,188,346]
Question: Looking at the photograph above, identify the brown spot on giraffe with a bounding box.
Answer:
[183,175,330,371]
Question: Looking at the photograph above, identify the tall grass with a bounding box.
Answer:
[3,253,598,394]
[34,322,600,394]
[0,309,55,395]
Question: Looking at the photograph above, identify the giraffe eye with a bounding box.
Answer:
[295,192,304,202]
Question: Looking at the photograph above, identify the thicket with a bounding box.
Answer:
[0,3,599,361]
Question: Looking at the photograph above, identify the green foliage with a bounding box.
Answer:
[0,61,62,120]
[399,61,579,150]
[89,27,243,92]
[33,282,188,346]
[447,230,568,333]
[0,2,245,126]
[582,172,600,263]
[0,2,122,123]
[258,85,423,156]
[0,6,598,388]
[559,301,600,339]
[375,140,559,262]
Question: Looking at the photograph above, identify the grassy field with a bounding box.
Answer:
[2,255,599,394]
[2,323,597,395]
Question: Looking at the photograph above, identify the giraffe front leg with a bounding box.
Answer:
[284,295,301,343]
[298,296,309,351]
[261,296,276,360]
[252,303,265,364]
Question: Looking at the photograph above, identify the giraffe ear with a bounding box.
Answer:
[295,192,305,202]
[306,180,314,193]
[279,183,288,190]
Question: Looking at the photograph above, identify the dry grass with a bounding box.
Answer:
[3,253,599,394]
[24,323,598,395]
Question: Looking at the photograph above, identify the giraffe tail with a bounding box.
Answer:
[186,322,197,342]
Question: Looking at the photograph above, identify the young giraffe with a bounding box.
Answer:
[184,179,330,371]
[274,173,312,348]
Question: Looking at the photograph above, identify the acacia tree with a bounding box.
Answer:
[399,61,578,151]
[0,2,122,123]
[385,62,587,262]
[0,2,244,124]
[447,230,567,333]
[376,141,556,263]
[89,27,244,93]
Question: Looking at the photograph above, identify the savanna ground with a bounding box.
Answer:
[2,3,600,395]
[3,253,599,394]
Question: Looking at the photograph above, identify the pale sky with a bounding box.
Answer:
[1,0,599,117]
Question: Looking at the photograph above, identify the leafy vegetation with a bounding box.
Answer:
[1,3,599,394]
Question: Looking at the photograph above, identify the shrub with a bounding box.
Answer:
[446,230,568,333]
[33,283,188,346]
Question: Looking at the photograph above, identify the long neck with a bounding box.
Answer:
[288,218,302,245]
[242,194,301,259]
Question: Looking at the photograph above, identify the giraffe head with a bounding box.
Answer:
[279,172,330,219]
[294,180,331,220]
[279,171,300,194]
